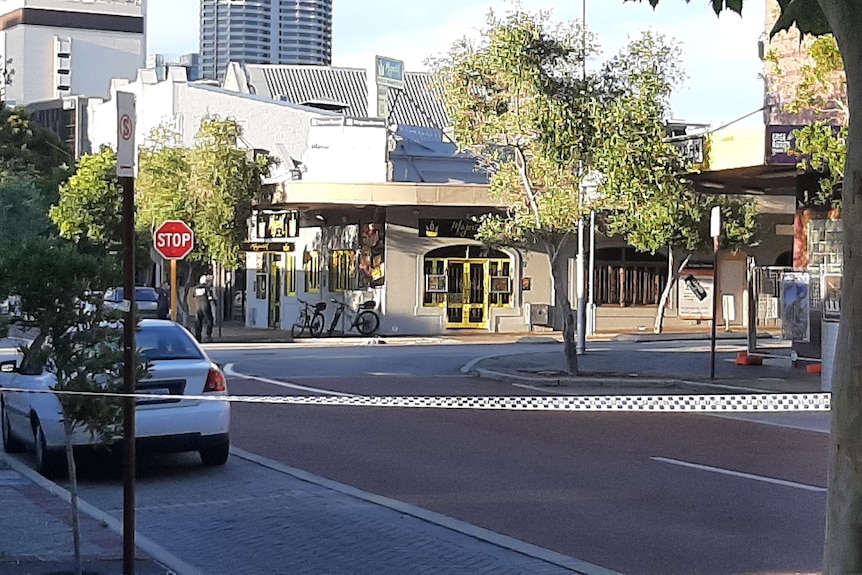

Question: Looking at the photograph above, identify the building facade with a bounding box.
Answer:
[0,0,145,105]
[200,0,332,81]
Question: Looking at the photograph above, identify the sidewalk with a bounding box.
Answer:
[0,455,170,574]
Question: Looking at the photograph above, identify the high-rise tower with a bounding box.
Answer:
[200,0,332,81]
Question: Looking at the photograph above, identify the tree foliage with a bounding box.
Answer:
[137,116,274,270]
[0,170,54,251]
[50,145,124,246]
[0,238,144,574]
[435,9,715,369]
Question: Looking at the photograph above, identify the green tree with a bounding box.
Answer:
[0,239,146,575]
[50,145,124,247]
[434,10,707,370]
[136,117,274,314]
[592,32,758,332]
[767,34,846,205]
[0,170,54,250]
[632,1,860,572]
[186,116,274,268]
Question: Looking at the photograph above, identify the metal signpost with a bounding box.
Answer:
[116,91,137,575]
[710,206,721,381]
[153,220,195,321]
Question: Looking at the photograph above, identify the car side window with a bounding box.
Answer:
[18,337,49,376]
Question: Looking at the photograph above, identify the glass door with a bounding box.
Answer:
[445,260,488,328]
[268,255,281,328]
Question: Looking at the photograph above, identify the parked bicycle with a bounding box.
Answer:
[325,298,380,336]
[291,299,327,338]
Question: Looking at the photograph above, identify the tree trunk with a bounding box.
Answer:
[654,251,692,334]
[63,421,83,575]
[818,2,862,572]
[547,241,578,375]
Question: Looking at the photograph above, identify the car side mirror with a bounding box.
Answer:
[0,359,18,373]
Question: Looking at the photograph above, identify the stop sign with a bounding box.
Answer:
[154,220,194,260]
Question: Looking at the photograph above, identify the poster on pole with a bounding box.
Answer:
[781,272,810,341]
[678,269,713,321]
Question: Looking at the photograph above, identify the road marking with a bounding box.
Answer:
[223,363,358,397]
[652,457,826,492]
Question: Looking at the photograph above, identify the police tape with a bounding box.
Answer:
[0,386,832,412]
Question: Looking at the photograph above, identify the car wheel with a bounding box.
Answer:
[199,441,230,466]
[33,420,66,479]
[1,402,25,453]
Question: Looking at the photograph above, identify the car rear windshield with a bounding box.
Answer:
[136,326,205,361]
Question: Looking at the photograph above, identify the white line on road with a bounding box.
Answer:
[223,363,358,397]
[652,457,826,493]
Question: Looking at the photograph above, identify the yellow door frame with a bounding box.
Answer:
[445,258,489,329]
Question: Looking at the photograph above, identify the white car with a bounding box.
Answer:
[0,319,230,477]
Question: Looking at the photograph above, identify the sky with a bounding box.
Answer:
[145,0,767,128]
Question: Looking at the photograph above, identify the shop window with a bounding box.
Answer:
[329,250,356,292]
[284,254,296,296]
[423,258,446,306]
[489,260,512,306]
[303,250,321,293]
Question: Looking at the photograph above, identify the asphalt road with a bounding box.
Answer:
[7,340,828,575]
[225,373,826,575]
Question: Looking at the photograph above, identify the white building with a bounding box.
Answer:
[0,0,145,105]
[86,66,336,165]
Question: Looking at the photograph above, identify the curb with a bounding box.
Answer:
[473,368,782,394]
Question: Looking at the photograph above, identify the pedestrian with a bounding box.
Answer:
[156,281,170,320]
[193,274,215,343]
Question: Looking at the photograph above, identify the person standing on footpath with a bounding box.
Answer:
[156,281,170,320]
[193,274,215,342]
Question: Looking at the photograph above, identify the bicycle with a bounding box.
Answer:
[325,298,380,336]
[291,299,327,338]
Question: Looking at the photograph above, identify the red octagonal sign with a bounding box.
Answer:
[154,220,194,260]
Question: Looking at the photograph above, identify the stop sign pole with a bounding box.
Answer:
[153,220,195,321]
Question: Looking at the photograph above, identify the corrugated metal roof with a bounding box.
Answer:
[239,64,450,130]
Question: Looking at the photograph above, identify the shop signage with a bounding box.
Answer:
[252,209,299,240]
[241,242,296,253]
[419,218,480,239]
[376,55,405,90]
[670,135,704,166]
[766,124,842,165]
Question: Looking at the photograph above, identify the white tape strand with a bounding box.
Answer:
[0,387,832,412]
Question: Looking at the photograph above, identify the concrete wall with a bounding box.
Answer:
[304,120,388,183]
[87,67,331,164]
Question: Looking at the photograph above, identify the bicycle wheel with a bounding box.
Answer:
[309,313,326,337]
[355,310,380,335]
[291,322,305,338]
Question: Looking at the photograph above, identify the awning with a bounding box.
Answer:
[686,164,800,196]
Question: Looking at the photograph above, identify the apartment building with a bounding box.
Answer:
[200,0,332,81]
[0,0,145,105]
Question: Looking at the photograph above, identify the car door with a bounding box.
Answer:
[2,339,50,440]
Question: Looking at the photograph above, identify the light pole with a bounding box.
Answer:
[575,0,588,355]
